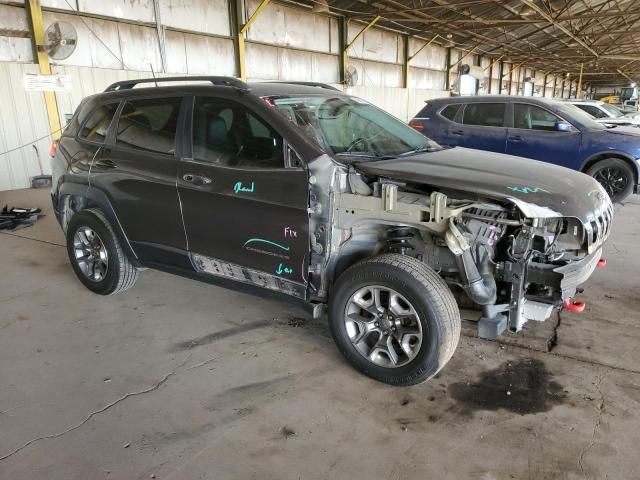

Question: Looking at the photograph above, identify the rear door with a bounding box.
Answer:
[506,102,581,165]
[456,102,508,153]
[177,95,309,297]
[91,96,187,263]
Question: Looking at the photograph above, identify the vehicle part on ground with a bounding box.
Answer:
[0,206,42,230]
[66,209,138,295]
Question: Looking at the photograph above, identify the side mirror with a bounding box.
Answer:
[555,121,573,132]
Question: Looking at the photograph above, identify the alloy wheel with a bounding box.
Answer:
[593,167,629,197]
[73,227,108,282]
[344,285,423,368]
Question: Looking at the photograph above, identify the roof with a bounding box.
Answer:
[428,95,559,105]
[95,79,346,101]
[295,0,639,87]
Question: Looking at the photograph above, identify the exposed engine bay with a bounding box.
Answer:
[306,155,613,338]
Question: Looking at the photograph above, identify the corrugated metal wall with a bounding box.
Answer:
[0,0,452,190]
[0,63,52,191]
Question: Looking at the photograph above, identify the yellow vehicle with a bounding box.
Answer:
[600,95,620,104]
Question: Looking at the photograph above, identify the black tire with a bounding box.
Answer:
[66,208,139,295]
[328,254,461,386]
[586,158,635,203]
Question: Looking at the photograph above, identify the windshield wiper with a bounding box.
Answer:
[335,151,383,159]
[395,145,440,157]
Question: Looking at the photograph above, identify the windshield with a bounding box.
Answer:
[266,94,441,161]
[556,103,606,130]
[599,103,624,118]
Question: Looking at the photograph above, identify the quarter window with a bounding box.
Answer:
[115,97,182,154]
[514,104,562,131]
[462,103,505,127]
[192,97,284,169]
[440,104,461,121]
[79,103,118,143]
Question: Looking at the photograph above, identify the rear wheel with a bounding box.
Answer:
[66,208,139,295]
[328,254,461,386]
[587,158,634,203]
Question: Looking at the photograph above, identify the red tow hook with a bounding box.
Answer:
[564,298,586,313]
[597,258,607,268]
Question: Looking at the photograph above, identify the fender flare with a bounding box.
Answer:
[579,150,640,183]
[56,183,140,265]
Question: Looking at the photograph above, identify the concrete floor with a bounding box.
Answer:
[1,188,640,480]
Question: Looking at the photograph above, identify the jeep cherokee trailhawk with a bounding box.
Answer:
[51,77,613,385]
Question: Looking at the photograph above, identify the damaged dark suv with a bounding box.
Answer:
[51,77,612,386]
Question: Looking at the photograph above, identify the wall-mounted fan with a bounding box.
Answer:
[41,22,77,60]
[345,65,359,87]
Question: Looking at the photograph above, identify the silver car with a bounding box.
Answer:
[568,99,640,128]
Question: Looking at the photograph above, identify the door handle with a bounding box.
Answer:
[452,129,464,136]
[183,173,212,185]
[509,135,523,142]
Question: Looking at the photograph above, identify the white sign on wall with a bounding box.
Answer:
[23,74,72,92]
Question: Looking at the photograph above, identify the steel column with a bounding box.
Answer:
[235,0,271,81]
[25,0,62,140]
[577,63,584,99]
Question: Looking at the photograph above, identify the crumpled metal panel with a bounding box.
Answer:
[40,0,73,9]
[329,17,339,54]
[245,0,332,53]
[118,22,162,72]
[347,58,402,88]
[346,85,408,121]
[408,38,446,71]
[160,0,230,36]
[183,34,235,76]
[348,24,401,64]
[246,42,338,83]
[164,30,187,74]
[409,67,445,90]
[79,0,155,23]
[0,63,52,190]
[0,5,33,62]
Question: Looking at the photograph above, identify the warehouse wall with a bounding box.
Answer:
[0,0,573,190]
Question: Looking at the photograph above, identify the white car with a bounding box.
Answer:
[568,99,640,127]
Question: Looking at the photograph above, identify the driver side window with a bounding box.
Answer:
[192,97,284,168]
[513,104,561,131]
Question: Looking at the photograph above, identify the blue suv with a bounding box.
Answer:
[410,96,640,202]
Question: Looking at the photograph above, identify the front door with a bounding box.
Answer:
[177,96,309,296]
[506,103,582,166]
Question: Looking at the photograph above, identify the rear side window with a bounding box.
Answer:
[79,103,118,143]
[462,103,506,127]
[440,104,461,121]
[115,97,182,154]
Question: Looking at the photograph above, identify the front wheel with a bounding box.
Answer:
[587,158,635,203]
[328,254,461,386]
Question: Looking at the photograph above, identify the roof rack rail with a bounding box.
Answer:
[104,76,250,93]
[262,81,341,91]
